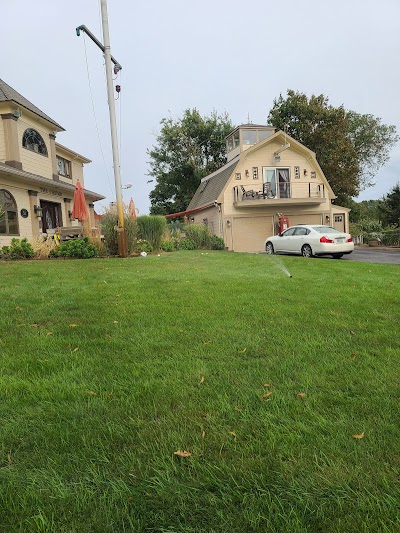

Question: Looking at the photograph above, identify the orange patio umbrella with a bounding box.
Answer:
[128,197,138,220]
[72,180,89,221]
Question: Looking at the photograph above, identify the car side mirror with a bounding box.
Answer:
[279,232,283,237]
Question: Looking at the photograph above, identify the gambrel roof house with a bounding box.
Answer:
[0,79,104,246]
[167,124,350,252]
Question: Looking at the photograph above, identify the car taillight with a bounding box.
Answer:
[320,236,334,243]
[346,237,353,242]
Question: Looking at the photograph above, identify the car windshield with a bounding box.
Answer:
[313,226,343,234]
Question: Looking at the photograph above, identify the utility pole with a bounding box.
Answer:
[77,2,128,257]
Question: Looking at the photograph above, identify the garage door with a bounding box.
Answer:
[286,214,322,227]
[232,216,273,252]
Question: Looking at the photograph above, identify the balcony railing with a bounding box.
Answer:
[233,182,326,205]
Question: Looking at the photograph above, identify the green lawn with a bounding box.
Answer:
[0,252,399,532]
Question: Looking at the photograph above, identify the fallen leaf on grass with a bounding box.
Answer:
[30,324,41,328]
[296,393,306,398]
[66,343,71,349]
[201,430,206,439]
[199,376,205,385]
[84,390,96,396]
[6,453,12,464]
[228,431,237,442]
[234,407,242,413]
[352,352,357,360]
[203,340,211,345]
[240,348,247,353]
[350,331,356,336]
[73,347,79,353]
[352,432,365,439]
[15,307,23,311]
[113,321,118,324]
[46,332,53,336]
[69,324,78,328]
[263,383,271,388]
[174,450,191,458]
[261,392,272,399]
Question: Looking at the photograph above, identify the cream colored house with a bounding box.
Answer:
[0,79,104,246]
[169,124,350,252]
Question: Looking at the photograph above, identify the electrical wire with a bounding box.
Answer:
[82,32,114,195]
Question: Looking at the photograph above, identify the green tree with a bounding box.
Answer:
[268,90,398,204]
[148,109,234,215]
[380,183,400,227]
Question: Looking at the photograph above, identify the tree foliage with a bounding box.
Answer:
[148,109,234,215]
[268,90,398,204]
[379,183,400,227]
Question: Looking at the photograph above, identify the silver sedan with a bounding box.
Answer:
[265,225,354,258]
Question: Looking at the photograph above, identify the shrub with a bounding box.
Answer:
[184,224,211,249]
[210,235,225,250]
[51,237,98,259]
[101,212,138,256]
[134,240,153,254]
[137,216,167,251]
[161,240,175,252]
[1,238,34,260]
[179,238,196,250]
[381,228,400,247]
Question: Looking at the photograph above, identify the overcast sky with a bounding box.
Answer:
[2,0,399,212]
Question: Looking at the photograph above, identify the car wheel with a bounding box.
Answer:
[332,254,344,259]
[265,242,274,254]
[301,244,313,258]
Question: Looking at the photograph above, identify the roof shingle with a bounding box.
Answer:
[0,79,64,130]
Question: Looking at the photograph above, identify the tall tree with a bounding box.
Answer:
[380,183,400,227]
[268,90,398,205]
[148,109,234,215]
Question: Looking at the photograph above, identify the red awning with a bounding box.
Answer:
[165,203,215,219]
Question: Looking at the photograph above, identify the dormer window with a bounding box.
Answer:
[22,128,48,156]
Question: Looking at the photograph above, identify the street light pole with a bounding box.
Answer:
[100,0,128,257]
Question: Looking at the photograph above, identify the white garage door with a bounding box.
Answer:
[232,216,274,252]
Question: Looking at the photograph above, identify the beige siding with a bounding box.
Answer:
[71,160,84,186]
[0,180,33,246]
[190,206,221,236]
[0,119,5,162]
[231,216,274,252]
[17,118,53,178]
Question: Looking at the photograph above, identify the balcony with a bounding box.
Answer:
[233,182,327,207]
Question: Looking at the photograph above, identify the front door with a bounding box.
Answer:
[40,201,62,233]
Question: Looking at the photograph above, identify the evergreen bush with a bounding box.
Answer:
[51,237,98,259]
[1,238,34,260]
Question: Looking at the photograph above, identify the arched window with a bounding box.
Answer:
[0,190,19,235]
[22,128,48,156]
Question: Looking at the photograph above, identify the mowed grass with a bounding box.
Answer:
[0,251,399,532]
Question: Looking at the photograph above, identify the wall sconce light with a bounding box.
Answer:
[68,210,73,220]
[304,169,308,176]
[226,220,231,227]
[34,205,43,218]
[325,215,330,222]
[190,217,195,222]
[245,170,249,177]
[274,155,281,163]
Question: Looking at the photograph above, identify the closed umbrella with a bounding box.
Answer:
[72,180,89,221]
[128,197,138,220]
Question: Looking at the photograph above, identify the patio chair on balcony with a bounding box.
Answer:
[257,182,276,199]
[240,185,256,200]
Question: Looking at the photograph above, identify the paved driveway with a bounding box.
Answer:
[342,247,400,265]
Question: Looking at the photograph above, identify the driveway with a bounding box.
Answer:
[342,247,400,265]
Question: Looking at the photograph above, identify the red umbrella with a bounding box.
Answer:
[128,197,137,220]
[72,180,89,221]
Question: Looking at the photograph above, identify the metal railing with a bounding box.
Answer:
[233,182,326,203]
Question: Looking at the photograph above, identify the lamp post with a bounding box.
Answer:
[76,1,128,257]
